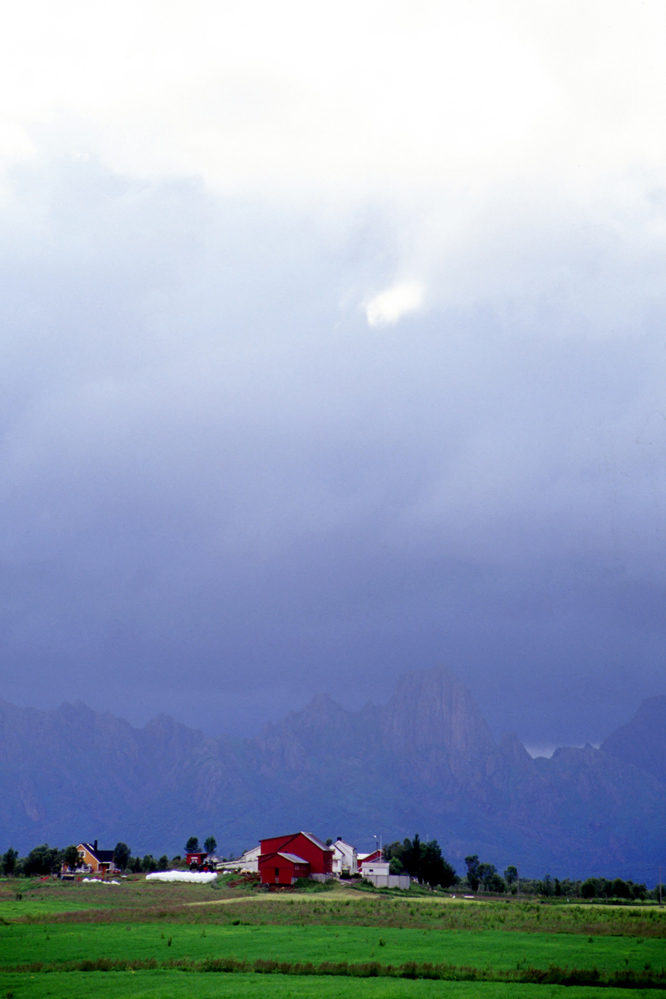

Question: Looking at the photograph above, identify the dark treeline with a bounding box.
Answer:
[0,843,182,878]
[0,834,224,879]
[381,837,660,902]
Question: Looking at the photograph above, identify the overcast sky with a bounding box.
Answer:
[1,0,664,754]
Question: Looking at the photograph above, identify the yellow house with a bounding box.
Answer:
[74,841,117,876]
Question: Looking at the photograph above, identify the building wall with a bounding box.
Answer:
[259,854,309,885]
[260,833,332,875]
[331,840,357,875]
[223,846,260,873]
[363,862,390,877]
[77,845,109,874]
[364,874,411,890]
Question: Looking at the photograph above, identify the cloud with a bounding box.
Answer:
[365,281,424,327]
[0,1,664,753]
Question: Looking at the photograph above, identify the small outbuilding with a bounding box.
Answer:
[357,848,382,874]
[259,851,311,885]
[186,851,209,868]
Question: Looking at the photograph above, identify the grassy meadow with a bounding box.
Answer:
[1,875,665,998]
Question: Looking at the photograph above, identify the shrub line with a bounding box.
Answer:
[4,954,666,988]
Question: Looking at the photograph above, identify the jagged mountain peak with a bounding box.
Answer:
[601,695,666,785]
[380,665,496,758]
[498,731,533,766]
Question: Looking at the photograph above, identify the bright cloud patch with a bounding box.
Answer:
[365,282,424,328]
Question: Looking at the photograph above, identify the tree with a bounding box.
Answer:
[1,847,18,876]
[487,872,506,894]
[539,874,553,897]
[504,865,518,891]
[477,863,497,892]
[113,842,131,871]
[204,837,217,854]
[420,840,457,889]
[23,844,59,876]
[611,878,631,899]
[402,834,422,879]
[465,855,480,891]
[185,837,199,854]
[385,836,456,888]
[63,845,80,871]
[157,855,169,871]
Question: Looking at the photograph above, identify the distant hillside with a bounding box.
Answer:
[1,668,664,883]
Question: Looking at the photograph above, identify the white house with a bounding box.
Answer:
[330,838,357,876]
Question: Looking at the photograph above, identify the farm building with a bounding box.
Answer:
[222,845,260,873]
[260,851,311,885]
[258,831,333,885]
[73,841,117,876]
[357,848,382,874]
[330,837,358,876]
[185,850,209,868]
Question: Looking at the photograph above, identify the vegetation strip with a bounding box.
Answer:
[3,954,666,988]
[10,896,666,937]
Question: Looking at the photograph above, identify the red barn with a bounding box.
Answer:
[258,831,333,886]
[186,851,208,868]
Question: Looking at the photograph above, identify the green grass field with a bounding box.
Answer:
[2,922,665,975]
[1,877,665,998]
[1,971,664,999]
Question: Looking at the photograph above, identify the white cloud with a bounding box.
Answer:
[365,281,424,327]
[2,0,663,206]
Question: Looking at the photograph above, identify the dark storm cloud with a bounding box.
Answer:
[0,153,664,750]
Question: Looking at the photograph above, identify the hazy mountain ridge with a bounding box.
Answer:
[1,670,664,882]
[600,695,666,784]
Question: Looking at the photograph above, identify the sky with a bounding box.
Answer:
[1,0,665,754]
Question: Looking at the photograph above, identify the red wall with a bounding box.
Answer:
[259,833,333,875]
[259,853,310,885]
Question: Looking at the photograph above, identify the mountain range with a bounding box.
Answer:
[1,667,664,882]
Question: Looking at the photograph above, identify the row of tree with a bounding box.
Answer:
[0,843,215,878]
[463,854,655,900]
[185,836,217,855]
[0,835,222,878]
[381,838,658,901]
